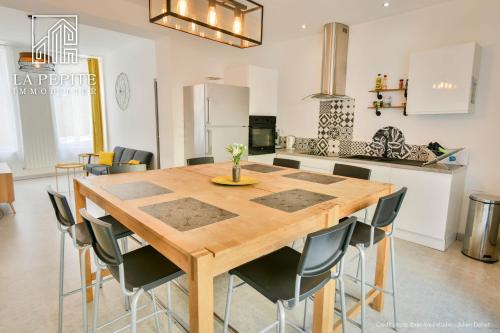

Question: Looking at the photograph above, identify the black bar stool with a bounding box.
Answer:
[333,163,371,181]
[273,157,301,169]
[333,163,372,223]
[223,217,357,333]
[346,187,407,332]
[47,187,133,333]
[186,156,215,165]
[80,209,185,333]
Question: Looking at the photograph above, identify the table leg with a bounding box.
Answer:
[9,203,16,214]
[313,206,340,333]
[371,227,390,311]
[74,180,92,302]
[55,167,59,192]
[67,169,71,195]
[313,280,335,333]
[189,249,214,333]
[371,185,395,311]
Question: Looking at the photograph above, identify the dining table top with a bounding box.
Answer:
[75,161,392,272]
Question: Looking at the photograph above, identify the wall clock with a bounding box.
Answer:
[115,72,130,111]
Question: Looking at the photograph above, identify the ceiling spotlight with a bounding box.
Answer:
[383,1,390,7]
[301,24,307,29]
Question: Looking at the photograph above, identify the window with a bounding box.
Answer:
[0,45,22,157]
[50,59,93,161]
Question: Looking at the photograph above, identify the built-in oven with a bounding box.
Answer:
[249,116,276,155]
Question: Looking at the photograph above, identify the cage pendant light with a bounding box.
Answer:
[149,0,263,48]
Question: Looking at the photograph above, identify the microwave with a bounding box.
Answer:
[249,116,276,155]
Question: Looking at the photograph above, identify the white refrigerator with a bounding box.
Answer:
[184,83,249,163]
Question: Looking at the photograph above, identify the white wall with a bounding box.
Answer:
[102,39,157,165]
[346,0,500,231]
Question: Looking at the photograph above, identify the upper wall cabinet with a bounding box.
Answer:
[224,65,278,116]
[407,42,481,115]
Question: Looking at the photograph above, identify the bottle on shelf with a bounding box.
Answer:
[375,74,382,90]
[382,74,388,90]
[399,79,404,89]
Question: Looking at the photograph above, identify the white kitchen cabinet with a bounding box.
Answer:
[389,167,465,250]
[275,152,466,251]
[407,42,481,115]
[276,154,333,173]
[248,154,276,165]
[224,65,278,116]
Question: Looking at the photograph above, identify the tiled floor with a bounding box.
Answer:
[0,176,499,332]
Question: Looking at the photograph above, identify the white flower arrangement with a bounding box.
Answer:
[226,143,247,166]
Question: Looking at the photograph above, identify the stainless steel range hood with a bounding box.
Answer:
[304,22,350,100]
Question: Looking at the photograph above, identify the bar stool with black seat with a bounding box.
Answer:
[223,217,357,333]
[273,157,301,169]
[80,209,184,333]
[186,156,214,165]
[47,187,133,333]
[346,187,407,332]
[333,163,372,223]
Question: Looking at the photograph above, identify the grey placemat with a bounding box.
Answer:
[241,164,283,173]
[102,181,172,200]
[140,197,238,231]
[283,172,346,185]
[251,189,336,213]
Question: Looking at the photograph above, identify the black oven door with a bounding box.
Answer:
[249,127,275,155]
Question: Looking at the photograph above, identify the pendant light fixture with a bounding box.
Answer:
[149,0,263,48]
[18,15,56,74]
[18,51,55,74]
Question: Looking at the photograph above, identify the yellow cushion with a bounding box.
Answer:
[128,160,140,165]
[98,151,114,166]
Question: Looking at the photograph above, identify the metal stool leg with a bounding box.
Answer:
[58,231,65,333]
[150,290,161,333]
[277,301,286,333]
[338,277,347,333]
[390,236,398,331]
[301,297,308,330]
[120,238,131,311]
[166,282,173,333]
[356,245,366,333]
[223,275,235,333]
[130,289,144,333]
[92,268,102,333]
[80,246,89,333]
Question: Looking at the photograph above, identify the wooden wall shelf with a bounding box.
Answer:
[369,84,408,116]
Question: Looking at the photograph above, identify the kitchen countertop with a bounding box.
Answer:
[275,149,465,174]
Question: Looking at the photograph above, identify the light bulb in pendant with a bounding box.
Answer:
[233,9,242,34]
[207,0,217,26]
[178,0,188,16]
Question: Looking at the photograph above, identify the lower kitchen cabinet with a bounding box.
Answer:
[273,152,466,251]
[248,154,276,165]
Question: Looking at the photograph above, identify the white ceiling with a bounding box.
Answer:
[0,0,455,43]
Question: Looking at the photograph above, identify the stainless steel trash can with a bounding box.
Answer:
[462,193,500,263]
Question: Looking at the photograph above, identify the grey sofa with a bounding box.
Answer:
[86,146,153,175]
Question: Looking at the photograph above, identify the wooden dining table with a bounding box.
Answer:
[74,161,394,333]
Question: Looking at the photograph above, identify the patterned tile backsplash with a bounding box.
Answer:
[280,99,433,162]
